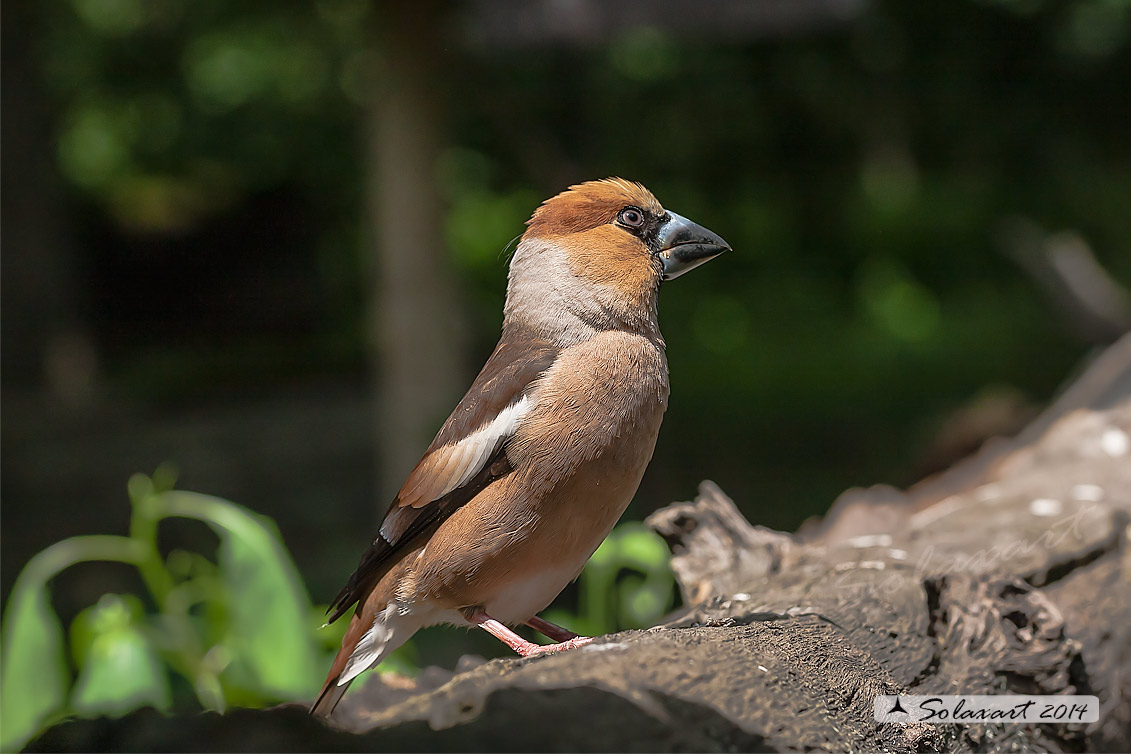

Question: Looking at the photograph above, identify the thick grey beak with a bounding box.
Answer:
[656,211,731,281]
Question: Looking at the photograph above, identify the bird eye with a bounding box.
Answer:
[618,207,644,228]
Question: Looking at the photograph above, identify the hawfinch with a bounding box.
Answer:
[312,178,729,718]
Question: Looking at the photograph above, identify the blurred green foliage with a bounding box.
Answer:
[0,469,674,749]
[0,469,325,750]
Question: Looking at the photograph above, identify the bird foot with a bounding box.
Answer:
[518,635,594,657]
[465,608,593,657]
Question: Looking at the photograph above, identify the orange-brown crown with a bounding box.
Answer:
[512,178,666,315]
[525,178,664,238]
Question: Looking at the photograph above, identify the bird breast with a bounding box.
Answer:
[412,330,669,622]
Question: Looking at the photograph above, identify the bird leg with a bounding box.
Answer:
[524,614,580,642]
[463,608,593,657]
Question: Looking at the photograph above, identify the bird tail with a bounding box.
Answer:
[310,673,353,719]
[310,600,421,720]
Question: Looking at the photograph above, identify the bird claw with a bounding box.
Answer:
[521,635,594,656]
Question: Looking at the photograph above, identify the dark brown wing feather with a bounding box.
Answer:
[325,327,558,624]
[425,327,558,451]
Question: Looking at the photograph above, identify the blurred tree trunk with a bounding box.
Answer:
[364,1,468,507]
[1,0,97,403]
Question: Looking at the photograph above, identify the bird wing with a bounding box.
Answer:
[325,329,559,623]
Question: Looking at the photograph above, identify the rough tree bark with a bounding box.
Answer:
[27,335,1131,752]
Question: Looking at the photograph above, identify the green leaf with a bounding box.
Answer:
[126,472,155,507]
[70,594,171,716]
[0,582,69,752]
[612,526,671,572]
[150,463,179,494]
[574,524,675,633]
[0,533,146,750]
[620,573,670,627]
[155,491,321,699]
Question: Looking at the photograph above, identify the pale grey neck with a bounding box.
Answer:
[503,237,662,347]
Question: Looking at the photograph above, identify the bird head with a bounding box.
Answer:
[506,178,730,340]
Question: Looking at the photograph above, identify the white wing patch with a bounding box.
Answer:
[438,395,530,497]
[398,394,531,509]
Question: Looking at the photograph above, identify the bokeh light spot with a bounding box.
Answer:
[71,0,146,37]
[858,258,941,343]
[610,27,679,82]
[57,104,131,189]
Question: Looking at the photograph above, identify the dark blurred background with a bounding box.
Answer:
[3,0,1130,643]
